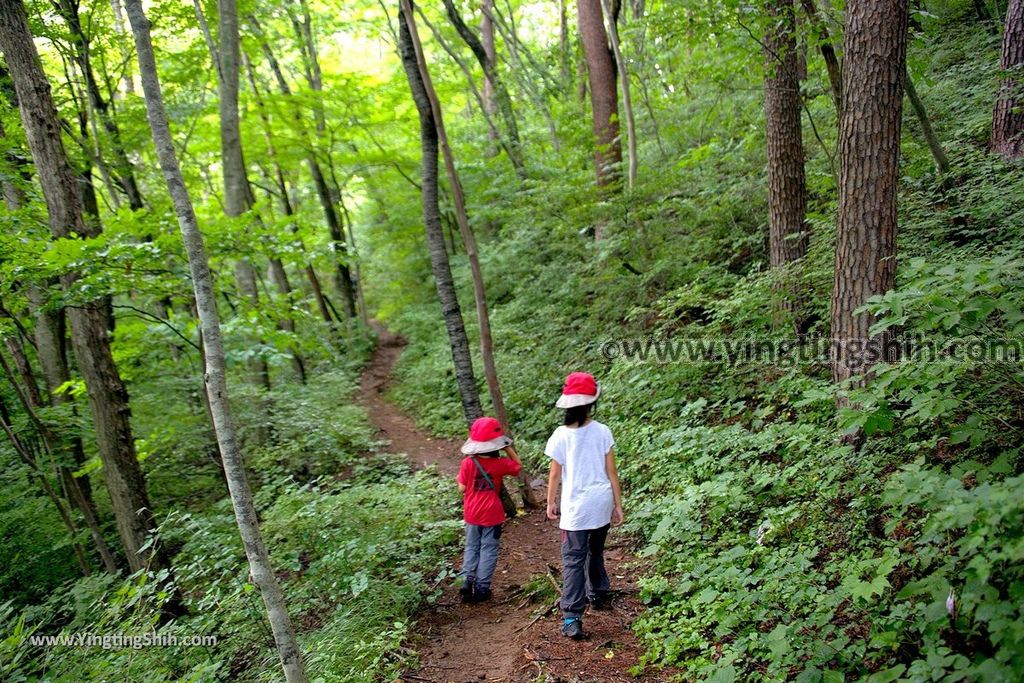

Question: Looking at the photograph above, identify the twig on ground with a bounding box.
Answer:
[514,598,559,633]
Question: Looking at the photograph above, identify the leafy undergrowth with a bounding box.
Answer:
[0,368,460,682]
[381,17,1024,683]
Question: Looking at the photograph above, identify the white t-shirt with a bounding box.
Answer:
[545,420,615,531]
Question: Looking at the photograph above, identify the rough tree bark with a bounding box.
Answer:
[123,1,308,679]
[830,0,908,398]
[764,0,809,325]
[578,0,622,206]
[0,0,167,574]
[397,2,483,425]
[991,0,1024,158]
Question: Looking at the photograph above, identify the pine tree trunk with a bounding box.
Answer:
[991,0,1024,158]
[0,0,165,575]
[578,0,622,203]
[830,0,908,394]
[398,3,483,424]
[123,2,308,679]
[764,0,809,327]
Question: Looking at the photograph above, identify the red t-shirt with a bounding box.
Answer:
[457,455,522,526]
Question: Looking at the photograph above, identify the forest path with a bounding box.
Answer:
[358,327,662,683]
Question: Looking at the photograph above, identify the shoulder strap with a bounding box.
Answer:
[471,456,495,491]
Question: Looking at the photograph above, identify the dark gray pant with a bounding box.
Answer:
[560,524,611,618]
[461,523,503,590]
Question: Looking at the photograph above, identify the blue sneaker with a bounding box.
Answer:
[561,617,584,640]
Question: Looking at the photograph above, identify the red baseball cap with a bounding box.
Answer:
[555,372,600,408]
[460,416,513,454]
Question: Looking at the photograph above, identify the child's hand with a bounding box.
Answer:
[546,502,559,520]
[611,505,624,527]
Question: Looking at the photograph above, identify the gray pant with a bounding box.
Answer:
[461,523,503,590]
[560,524,611,618]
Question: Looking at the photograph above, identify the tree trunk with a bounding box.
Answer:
[830,0,907,396]
[578,0,622,203]
[402,0,508,430]
[249,21,359,319]
[602,0,637,187]
[904,70,951,177]
[442,0,526,178]
[398,2,483,425]
[0,0,166,575]
[481,0,498,147]
[764,0,809,327]
[798,0,842,114]
[0,395,90,576]
[216,0,276,397]
[123,2,308,679]
[991,0,1024,158]
[243,57,336,330]
[55,0,145,212]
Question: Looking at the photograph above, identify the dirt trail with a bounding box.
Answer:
[359,328,663,683]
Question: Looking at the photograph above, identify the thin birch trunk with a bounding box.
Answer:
[122,2,308,679]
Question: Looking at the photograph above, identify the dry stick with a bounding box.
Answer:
[122,1,307,681]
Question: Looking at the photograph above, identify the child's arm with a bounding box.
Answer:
[503,445,522,464]
[606,449,624,526]
[458,480,467,494]
[546,461,561,520]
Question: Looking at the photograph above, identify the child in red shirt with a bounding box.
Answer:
[456,417,522,603]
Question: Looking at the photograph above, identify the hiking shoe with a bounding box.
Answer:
[470,588,492,603]
[459,580,475,604]
[561,617,584,640]
[588,592,612,610]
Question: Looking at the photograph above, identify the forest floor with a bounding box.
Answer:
[358,328,664,683]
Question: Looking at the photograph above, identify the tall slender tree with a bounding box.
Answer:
[0,0,166,574]
[991,0,1024,158]
[830,0,908,400]
[397,1,483,424]
[122,1,308,680]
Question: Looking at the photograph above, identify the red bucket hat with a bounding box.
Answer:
[460,416,514,455]
[555,372,600,409]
